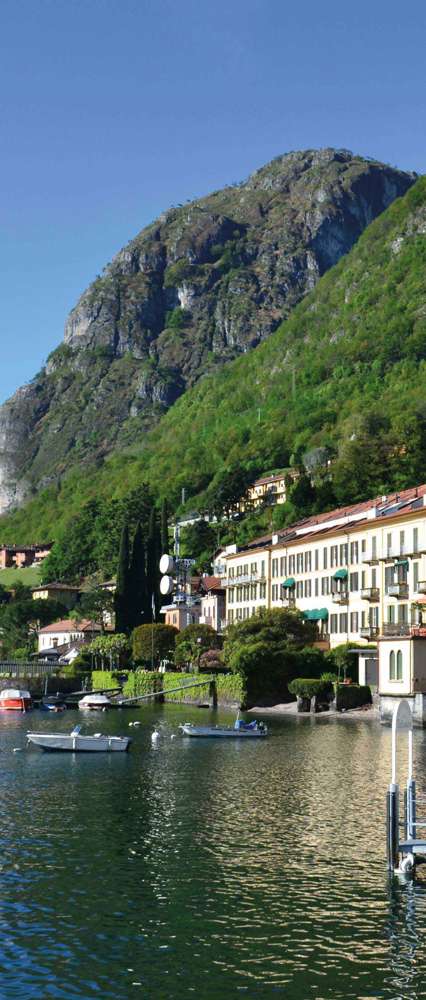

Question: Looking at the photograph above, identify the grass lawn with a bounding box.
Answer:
[0,565,42,587]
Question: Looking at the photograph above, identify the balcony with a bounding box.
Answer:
[360,626,380,640]
[381,548,419,562]
[224,573,259,587]
[362,551,379,565]
[387,582,409,599]
[360,587,380,602]
[381,622,410,637]
[382,622,425,636]
[416,581,426,595]
[331,589,349,605]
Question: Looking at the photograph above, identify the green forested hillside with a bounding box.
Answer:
[2,174,426,544]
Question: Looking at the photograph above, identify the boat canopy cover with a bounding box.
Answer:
[282,577,295,589]
[79,694,110,704]
[333,568,348,580]
[0,689,31,699]
[303,608,329,621]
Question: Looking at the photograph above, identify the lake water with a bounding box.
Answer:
[1,705,426,999]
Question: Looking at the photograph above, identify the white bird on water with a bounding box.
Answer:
[151,728,160,743]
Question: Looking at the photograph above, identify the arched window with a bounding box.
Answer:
[396,650,403,681]
[389,650,396,681]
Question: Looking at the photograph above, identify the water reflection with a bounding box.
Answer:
[2,708,426,996]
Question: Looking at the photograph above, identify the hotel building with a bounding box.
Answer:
[221,484,426,650]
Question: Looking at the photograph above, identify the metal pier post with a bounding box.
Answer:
[387,783,399,871]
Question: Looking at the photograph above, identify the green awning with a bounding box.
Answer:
[282,577,295,589]
[333,568,348,580]
[394,559,409,569]
[303,608,329,621]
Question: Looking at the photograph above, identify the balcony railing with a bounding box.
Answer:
[387,583,409,599]
[381,547,419,562]
[362,552,379,565]
[416,581,426,595]
[381,622,410,637]
[360,587,380,602]
[360,626,380,640]
[331,589,349,604]
[380,622,426,638]
[224,573,260,587]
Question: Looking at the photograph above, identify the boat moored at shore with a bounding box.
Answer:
[78,693,112,711]
[0,689,32,711]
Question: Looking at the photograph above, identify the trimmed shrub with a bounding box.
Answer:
[123,671,160,699]
[335,684,372,711]
[161,671,211,703]
[288,678,333,701]
[215,673,244,706]
[91,670,120,689]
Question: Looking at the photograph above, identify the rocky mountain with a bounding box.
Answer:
[0,148,415,517]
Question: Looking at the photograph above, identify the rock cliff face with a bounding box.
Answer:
[0,148,415,515]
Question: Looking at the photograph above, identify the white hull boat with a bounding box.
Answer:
[179,720,267,739]
[27,726,130,752]
[78,694,112,711]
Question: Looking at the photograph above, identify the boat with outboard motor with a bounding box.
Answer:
[179,717,268,738]
[27,725,131,752]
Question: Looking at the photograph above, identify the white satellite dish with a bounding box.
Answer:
[159,553,175,575]
[160,575,174,596]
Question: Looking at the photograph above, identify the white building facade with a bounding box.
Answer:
[222,486,426,650]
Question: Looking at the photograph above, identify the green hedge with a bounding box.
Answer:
[335,684,372,711]
[91,669,244,707]
[91,670,120,690]
[160,672,211,703]
[215,673,244,706]
[123,671,160,699]
[288,678,333,700]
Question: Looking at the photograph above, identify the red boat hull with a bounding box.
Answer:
[0,698,32,711]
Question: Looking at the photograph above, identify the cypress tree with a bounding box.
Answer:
[129,521,148,630]
[161,499,169,556]
[146,508,161,622]
[114,523,131,634]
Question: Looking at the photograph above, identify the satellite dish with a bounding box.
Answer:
[160,575,174,596]
[159,554,175,575]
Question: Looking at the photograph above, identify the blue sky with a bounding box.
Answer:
[1,0,425,401]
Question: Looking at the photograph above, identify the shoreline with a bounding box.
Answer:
[248,701,379,721]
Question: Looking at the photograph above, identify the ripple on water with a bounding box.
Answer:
[0,708,424,997]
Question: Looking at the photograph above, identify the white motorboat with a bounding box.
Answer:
[179,718,268,739]
[78,693,112,711]
[27,726,131,752]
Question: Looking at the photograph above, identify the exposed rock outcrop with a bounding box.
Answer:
[0,148,415,514]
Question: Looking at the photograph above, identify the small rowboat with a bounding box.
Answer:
[27,726,131,752]
[179,719,267,739]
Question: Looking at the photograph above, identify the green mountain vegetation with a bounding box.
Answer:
[1,167,426,564]
[0,149,413,521]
